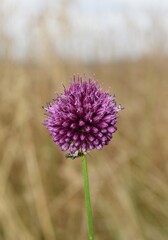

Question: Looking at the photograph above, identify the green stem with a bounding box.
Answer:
[82,154,94,240]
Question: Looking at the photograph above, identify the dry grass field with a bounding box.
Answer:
[0,57,168,240]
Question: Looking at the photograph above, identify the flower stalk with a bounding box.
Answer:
[82,154,94,240]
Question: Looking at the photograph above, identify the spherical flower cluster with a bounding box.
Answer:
[43,76,123,154]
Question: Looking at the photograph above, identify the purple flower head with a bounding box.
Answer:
[43,75,123,154]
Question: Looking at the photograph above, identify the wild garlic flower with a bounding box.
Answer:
[43,76,123,154]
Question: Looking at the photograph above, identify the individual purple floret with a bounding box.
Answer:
[43,75,123,154]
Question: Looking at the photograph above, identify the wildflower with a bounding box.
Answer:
[43,75,123,154]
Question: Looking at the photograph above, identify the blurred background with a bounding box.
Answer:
[0,0,168,239]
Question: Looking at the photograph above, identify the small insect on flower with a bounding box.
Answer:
[65,150,85,160]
